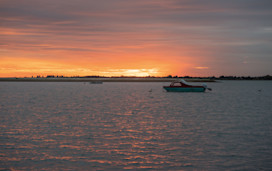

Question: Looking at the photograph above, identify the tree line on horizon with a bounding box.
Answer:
[31,74,272,80]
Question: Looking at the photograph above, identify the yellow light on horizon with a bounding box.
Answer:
[123,69,158,77]
[100,68,159,77]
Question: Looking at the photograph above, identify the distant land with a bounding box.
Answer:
[0,75,271,82]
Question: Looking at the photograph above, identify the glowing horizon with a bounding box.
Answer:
[1,0,272,77]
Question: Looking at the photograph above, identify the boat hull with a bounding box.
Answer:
[163,87,206,92]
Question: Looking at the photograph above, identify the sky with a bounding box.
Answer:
[1,0,272,77]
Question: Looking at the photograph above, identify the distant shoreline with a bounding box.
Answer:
[0,77,216,82]
[1,75,272,82]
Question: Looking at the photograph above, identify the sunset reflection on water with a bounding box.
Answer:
[1,81,272,170]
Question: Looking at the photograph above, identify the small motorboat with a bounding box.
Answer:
[163,79,211,92]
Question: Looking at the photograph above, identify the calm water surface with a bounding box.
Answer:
[0,81,272,170]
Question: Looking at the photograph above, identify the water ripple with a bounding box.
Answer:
[1,81,272,170]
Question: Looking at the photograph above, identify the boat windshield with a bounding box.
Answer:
[180,79,190,85]
[169,79,192,87]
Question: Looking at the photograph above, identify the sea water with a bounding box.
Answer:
[0,81,272,170]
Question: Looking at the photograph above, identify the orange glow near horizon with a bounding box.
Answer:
[0,53,215,77]
[0,32,195,77]
[0,55,185,77]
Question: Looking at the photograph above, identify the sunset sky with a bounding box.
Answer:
[1,0,272,77]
